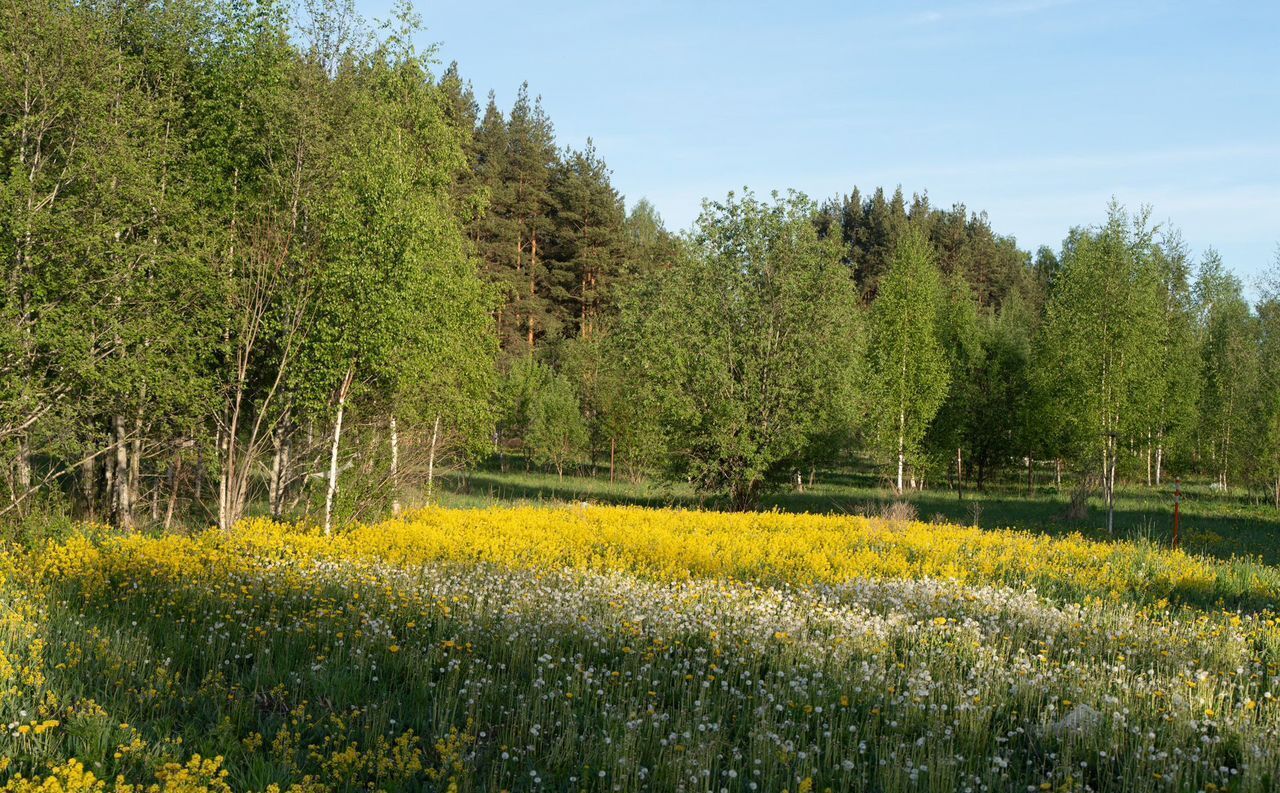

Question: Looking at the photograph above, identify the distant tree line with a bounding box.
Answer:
[3,0,1278,528]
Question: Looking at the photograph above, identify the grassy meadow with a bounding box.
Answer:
[4,505,1280,792]
[438,462,1280,564]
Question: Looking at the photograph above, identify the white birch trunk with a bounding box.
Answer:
[15,435,30,495]
[389,414,400,516]
[277,433,290,518]
[323,366,355,536]
[426,414,441,505]
[896,409,905,494]
[1106,433,1117,536]
[268,425,283,519]
[163,453,182,532]
[114,414,131,530]
[216,426,228,531]
[82,452,96,517]
[104,435,115,521]
[129,407,142,523]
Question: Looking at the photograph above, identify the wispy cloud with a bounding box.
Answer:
[853,143,1280,184]
[907,0,1079,26]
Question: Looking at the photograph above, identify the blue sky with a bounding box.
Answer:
[358,0,1279,286]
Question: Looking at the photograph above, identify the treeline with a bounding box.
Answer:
[3,0,1278,531]
[588,193,1280,518]
[1,0,501,531]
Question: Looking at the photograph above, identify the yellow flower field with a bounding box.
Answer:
[3,505,1280,791]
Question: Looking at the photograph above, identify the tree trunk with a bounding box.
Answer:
[896,410,905,494]
[104,434,116,522]
[114,414,132,530]
[193,444,203,503]
[1146,433,1152,487]
[14,435,31,498]
[581,266,593,339]
[82,451,97,518]
[1055,458,1062,489]
[129,406,143,523]
[268,423,284,519]
[323,366,355,536]
[275,430,291,519]
[216,426,228,531]
[513,234,523,353]
[1105,433,1117,536]
[389,414,400,516]
[609,437,615,484]
[426,413,441,505]
[163,452,182,532]
[1155,442,1164,486]
[1026,453,1034,497]
[528,232,538,352]
[1222,386,1235,492]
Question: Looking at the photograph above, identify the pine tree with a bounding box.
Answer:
[548,141,626,340]
[505,84,557,356]
[471,95,523,354]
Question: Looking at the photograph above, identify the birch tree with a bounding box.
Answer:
[1145,230,1200,485]
[1037,203,1162,534]
[1258,251,1280,507]
[295,8,485,532]
[1195,252,1258,491]
[868,225,949,493]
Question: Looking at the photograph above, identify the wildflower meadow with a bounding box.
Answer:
[3,506,1280,792]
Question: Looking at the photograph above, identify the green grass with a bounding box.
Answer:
[437,459,1280,563]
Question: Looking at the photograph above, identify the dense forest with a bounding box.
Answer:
[3,0,1279,532]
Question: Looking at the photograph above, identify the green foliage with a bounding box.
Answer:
[1036,204,1163,466]
[931,293,1039,487]
[1195,251,1260,488]
[621,190,862,509]
[1,0,1278,531]
[820,187,1032,309]
[525,373,588,477]
[1146,230,1202,475]
[497,357,551,449]
[547,142,627,338]
[1259,254,1280,505]
[868,225,950,489]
